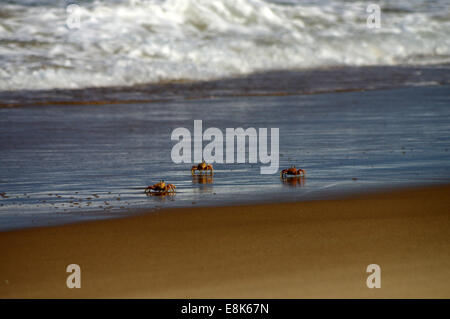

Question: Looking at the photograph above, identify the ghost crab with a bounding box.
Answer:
[145,180,176,194]
[281,166,306,178]
[191,161,213,174]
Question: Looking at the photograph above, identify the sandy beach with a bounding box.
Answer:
[1,0,450,302]
[1,185,449,298]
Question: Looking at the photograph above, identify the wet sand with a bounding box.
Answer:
[1,185,449,298]
[1,84,450,230]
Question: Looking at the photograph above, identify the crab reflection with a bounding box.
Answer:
[192,174,214,185]
[145,191,176,202]
[281,176,306,187]
[192,174,214,193]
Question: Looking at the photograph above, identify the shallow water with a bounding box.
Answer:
[0,85,450,230]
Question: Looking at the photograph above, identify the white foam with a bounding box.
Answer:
[0,0,449,90]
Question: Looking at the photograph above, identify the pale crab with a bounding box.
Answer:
[280,165,306,178]
[191,161,213,174]
[145,180,176,194]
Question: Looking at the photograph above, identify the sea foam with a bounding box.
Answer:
[0,0,449,90]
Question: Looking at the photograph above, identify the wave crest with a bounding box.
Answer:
[1,0,449,90]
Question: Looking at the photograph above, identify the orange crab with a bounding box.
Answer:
[281,165,306,178]
[145,180,176,194]
[191,161,213,174]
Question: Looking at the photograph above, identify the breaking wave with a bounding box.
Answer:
[0,0,449,90]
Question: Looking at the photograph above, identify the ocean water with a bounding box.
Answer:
[0,85,449,230]
[1,0,450,91]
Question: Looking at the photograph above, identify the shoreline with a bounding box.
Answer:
[0,87,370,109]
[0,182,447,233]
[1,64,449,108]
[1,184,449,298]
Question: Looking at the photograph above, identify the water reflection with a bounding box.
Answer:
[192,174,214,193]
[281,176,306,187]
[145,191,176,202]
[192,174,214,185]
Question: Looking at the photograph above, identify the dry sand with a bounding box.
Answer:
[0,185,449,298]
